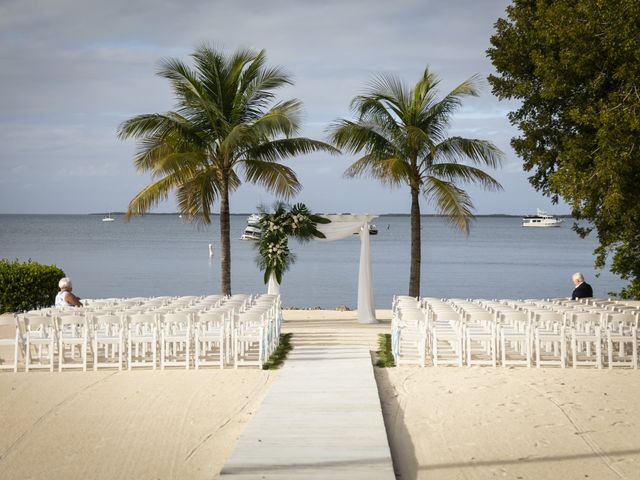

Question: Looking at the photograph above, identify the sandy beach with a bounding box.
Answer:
[1,310,640,479]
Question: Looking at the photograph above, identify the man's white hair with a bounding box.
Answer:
[572,272,584,282]
[58,277,72,290]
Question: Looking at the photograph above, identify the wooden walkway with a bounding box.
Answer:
[220,316,395,479]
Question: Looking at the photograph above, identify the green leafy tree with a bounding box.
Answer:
[118,45,337,295]
[487,0,640,298]
[329,69,504,297]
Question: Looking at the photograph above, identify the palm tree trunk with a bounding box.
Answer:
[409,185,421,297]
[219,180,232,296]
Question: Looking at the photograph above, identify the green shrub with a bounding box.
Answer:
[262,333,293,370]
[375,333,395,367]
[0,259,65,313]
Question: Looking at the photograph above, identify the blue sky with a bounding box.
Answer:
[0,0,568,215]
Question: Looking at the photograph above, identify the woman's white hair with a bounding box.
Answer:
[58,277,72,290]
[572,272,584,282]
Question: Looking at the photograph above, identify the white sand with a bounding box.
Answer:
[0,369,274,479]
[377,367,640,480]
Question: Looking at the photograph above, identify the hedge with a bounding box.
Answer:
[0,259,66,313]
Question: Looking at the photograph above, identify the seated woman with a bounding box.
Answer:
[55,277,83,307]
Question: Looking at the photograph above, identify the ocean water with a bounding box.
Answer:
[0,214,625,308]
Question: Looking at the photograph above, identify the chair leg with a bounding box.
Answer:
[128,338,132,371]
[161,334,165,370]
[185,336,190,370]
[59,338,63,373]
[195,334,200,370]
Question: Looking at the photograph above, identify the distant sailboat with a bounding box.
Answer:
[102,213,115,222]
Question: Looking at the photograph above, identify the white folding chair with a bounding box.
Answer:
[57,315,89,372]
[234,312,265,368]
[127,313,158,370]
[498,311,531,367]
[393,309,427,367]
[569,312,603,368]
[431,312,464,367]
[92,314,125,370]
[0,315,21,372]
[160,313,191,369]
[606,313,638,369]
[24,316,56,372]
[464,311,497,367]
[194,312,226,369]
[534,311,567,368]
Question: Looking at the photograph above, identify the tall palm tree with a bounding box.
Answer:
[329,68,504,297]
[118,45,337,295]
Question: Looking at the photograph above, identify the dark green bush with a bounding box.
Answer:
[0,259,65,313]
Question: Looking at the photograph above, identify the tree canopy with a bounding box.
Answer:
[487,0,640,297]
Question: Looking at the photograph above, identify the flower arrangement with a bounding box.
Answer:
[256,203,330,284]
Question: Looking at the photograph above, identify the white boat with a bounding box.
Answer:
[353,224,379,235]
[247,213,263,226]
[102,213,115,222]
[240,225,262,241]
[522,209,563,227]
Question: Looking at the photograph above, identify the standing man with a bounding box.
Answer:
[571,272,593,300]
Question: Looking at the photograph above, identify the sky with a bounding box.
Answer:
[0,0,568,215]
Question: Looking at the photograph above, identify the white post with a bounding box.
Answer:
[267,272,280,295]
[357,222,377,323]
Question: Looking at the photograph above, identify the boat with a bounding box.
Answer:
[353,224,379,235]
[240,225,262,241]
[522,209,563,227]
[240,214,264,241]
[247,213,263,226]
[102,213,115,222]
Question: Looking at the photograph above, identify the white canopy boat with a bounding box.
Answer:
[522,209,563,227]
[240,225,262,241]
[102,213,115,222]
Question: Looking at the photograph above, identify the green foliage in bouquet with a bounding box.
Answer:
[256,203,330,284]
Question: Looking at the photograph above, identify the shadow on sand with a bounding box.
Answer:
[374,366,419,480]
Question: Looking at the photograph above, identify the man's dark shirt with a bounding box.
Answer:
[571,282,593,300]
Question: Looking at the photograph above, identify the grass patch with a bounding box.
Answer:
[262,333,293,370]
[375,333,395,367]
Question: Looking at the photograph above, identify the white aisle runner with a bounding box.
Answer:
[219,345,395,479]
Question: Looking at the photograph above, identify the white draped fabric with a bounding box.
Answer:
[265,214,378,323]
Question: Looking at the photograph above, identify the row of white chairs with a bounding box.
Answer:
[0,294,281,372]
[391,296,640,369]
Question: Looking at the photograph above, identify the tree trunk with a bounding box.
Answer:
[219,179,232,296]
[408,185,421,297]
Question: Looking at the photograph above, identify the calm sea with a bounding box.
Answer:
[0,214,625,308]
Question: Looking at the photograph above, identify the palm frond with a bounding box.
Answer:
[246,137,339,163]
[174,167,220,224]
[435,137,504,169]
[328,120,393,155]
[428,163,503,191]
[126,174,182,219]
[423,176,475,233]
[243,160,301,199]
[343,154,410,187]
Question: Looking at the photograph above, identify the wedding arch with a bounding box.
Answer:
[256,206,378,324]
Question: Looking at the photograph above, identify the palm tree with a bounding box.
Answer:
[329,68,504,297]
[118,44,337,295]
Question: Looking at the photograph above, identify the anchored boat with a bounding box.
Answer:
[522,209,563,227]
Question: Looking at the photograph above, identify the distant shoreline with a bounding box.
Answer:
[2,212,575,218]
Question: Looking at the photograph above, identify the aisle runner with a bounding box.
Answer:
[219,345,395,479]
